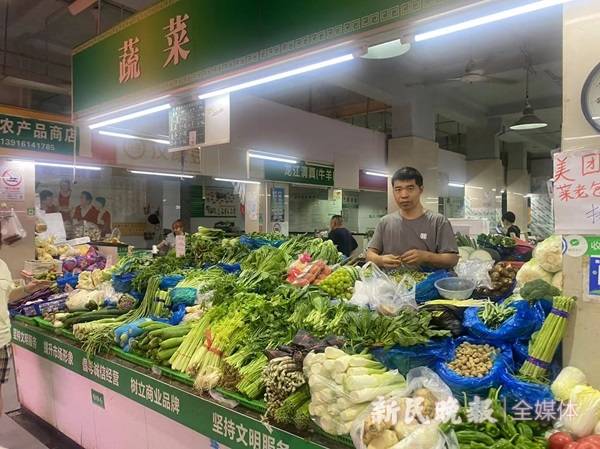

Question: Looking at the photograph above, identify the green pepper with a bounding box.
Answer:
[516,423,534,440]
[490,438,514,449]
[456,431,496,446]
[485,422,501,438]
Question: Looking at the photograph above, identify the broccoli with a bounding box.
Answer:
[520,279,561,301]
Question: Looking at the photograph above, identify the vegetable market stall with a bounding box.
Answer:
[10,229,592,449]
[10,318,343,449]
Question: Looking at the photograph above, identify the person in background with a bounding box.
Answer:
[157,219,185,254]
[73,191,99,225]
[95,197,112,236]
[39,190,59,214]
[58,179,72,223]
[328,215,357,257]
[0,225,51,414]
[502,211,521,238]
[367,167,459,269]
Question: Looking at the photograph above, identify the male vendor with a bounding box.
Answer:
[367,167,459,269]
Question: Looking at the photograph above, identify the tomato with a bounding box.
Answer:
[564,443,579,449]
[575,442,600,449]
[549,432,574,449]
[579,436,600,446]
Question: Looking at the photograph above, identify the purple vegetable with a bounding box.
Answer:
[73,268,82,275]
[96,260,106,270]
[62,258,77,272]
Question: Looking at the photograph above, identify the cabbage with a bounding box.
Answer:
[552,271,563,290]
[562,385,600,438]
[516,259,553,287]
[552,366,587,401]
[533,235,563,273]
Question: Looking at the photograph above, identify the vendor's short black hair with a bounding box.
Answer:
[81,191,93,202]
[39,190,53,202]
[391,167,423,187]
[502,211,516,223]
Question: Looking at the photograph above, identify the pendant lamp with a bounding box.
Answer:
[510,69,547,131]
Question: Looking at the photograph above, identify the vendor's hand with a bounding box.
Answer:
[378,254,403,269]
[400,249,431,266]
[25,279,52,293]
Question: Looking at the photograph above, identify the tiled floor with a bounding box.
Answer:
[1,410,82,449]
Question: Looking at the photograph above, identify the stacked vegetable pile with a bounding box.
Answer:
[305,347,406,435]
[516,235,563,290]
[23,229,587,449]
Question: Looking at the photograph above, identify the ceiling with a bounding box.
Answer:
[0,0,562,159]
[0,0,160,114]
[250,4,563,156]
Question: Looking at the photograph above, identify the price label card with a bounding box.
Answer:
[175,235,186,258]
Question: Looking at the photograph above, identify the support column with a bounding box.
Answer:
[561,0,600,387]
[464,120,504,229]
[388,89,439,213]
[506,144,530,233]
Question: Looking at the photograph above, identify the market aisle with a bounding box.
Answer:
[0,411,82,449]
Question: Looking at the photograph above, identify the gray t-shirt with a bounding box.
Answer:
[368,210,458,258]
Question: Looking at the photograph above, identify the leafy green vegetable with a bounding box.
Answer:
[520,279,561,301]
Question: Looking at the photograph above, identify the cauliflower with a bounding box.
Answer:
[516,259,553,287]
[533,235,563,273]
[552,271,563,290]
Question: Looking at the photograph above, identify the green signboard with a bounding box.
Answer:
[264,161,334,187]
[0,113,78,155]
[11,322,328,449]
[72,0,454,116]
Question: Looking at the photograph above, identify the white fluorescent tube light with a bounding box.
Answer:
[466,185,484,190]
[248,152,297,164]
[129,170,194,179]
[87,95,171,122]
[448,182,465,188]
[198,54,354,100]
[365,171,389,178]
[99,130,170,145]
[89,103,171,130]
[414,0,574,42]
[214,177,261,185]
[35,162,101,171]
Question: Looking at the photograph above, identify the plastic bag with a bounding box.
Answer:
[372,339,452,375]
[463,300,545,343]
[240,234,284,249]
[350,368,454,449]
[160,275,184,290]
[112,272,136,293]
[114,318,151,350]
[434,337,512,398]
[560,385,600,438]
[416,270,451,303]
[170,287,198,306]
[499,371,554,409]
[0,208,27,245]
[455,260,494,289]
[351,262,417,314]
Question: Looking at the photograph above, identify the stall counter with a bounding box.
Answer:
[10,320,337,449]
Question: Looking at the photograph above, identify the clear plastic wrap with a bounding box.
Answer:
[350,262,417,315]
[455,260,494,289]
[350,368,456,449]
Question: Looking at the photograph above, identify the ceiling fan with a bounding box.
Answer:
[444,59,518,85]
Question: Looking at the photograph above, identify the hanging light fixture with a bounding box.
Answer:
[510,68,547,131]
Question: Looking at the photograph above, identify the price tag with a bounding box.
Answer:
[175,235,186,258]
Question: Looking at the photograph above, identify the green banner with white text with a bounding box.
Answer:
[72,0,456,116]
[0,113,78,155]
[11,322,330,449]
